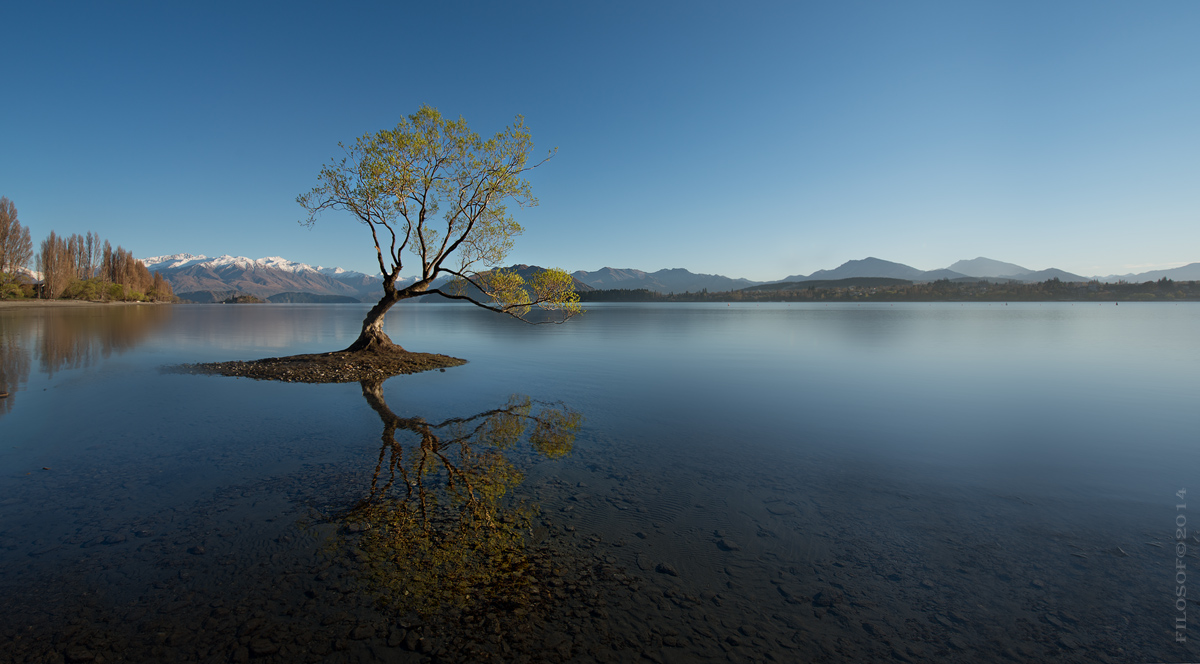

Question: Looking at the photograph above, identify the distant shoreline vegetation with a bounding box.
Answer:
[577,277,1200,303]
[179,277,1200,305]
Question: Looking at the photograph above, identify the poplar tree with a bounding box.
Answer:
[0,197,33,287]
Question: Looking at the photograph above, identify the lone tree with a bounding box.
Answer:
[298,106,580,354]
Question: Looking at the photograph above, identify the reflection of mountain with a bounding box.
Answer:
[0,305,173,416]
[340,378,581,616]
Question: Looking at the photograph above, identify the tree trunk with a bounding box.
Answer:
[345,291,403,353]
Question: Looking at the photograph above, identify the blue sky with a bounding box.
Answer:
[3,1,1197,281]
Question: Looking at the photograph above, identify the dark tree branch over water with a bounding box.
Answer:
[298,106,580,355]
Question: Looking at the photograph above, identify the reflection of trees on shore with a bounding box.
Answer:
[35,305,172,377]
[0,306,172,416]
[0,323,31,416]
[341,378,582,616]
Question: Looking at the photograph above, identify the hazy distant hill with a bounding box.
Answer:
[651,268,762,293]
[784,257,969,283]
[572,267,761,293]
[744,277,913,292]
[945,257,1086,282]
[948,257,1033,278]
[1096,263,1200,283]
[778,257,1095,284]
[1016,268,1088,282]
[570,267,658,289]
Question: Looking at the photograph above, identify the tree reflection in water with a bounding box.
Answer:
[0,323,31,416]
[341,378,582,616]
[0,305,172,416]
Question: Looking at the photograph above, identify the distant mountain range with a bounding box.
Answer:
[777,256,1092,285]
[1094,263,1200,283]
[783,257,970,283]
[142,254,389,302]
[141,253,1200,302]
[570,267,762,293]
[144,254,593,303]
[947,257,1032,278]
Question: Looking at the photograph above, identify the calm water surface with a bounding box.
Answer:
[1,301,1198,663]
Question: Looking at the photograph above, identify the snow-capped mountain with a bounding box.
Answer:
[15,266,43,282]
[140,254,379,280]
[140,253,387,301]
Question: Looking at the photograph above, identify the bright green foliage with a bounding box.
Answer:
[63,278,108,301]
[0,281,31,299]
[341,386,582,616]
[456,267,582,318]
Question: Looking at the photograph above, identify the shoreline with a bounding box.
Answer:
[0,300,172,310]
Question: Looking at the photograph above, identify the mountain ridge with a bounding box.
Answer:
[949,257,1033,278]
[1096,263,1200,283]
[571,267,762,293]
[143,253,390,301]
[783,257,972,283]
[140,252,1199,300]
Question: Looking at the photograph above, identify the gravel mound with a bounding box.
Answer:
[174,348,467,383]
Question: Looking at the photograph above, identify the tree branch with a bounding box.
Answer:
[424,287,574,324]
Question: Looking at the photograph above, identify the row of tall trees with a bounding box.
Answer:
[36,231,173,301]
[0,197,33,289]
[0,195,172,301]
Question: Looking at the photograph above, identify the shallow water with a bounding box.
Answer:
[1,301,1198,663]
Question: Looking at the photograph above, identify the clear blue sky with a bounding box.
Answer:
[3,1,1197,280]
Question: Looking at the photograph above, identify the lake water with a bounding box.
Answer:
[1,301,1198,663]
